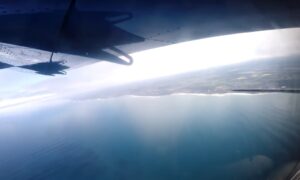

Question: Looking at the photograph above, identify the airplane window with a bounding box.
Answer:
[0,0,300,180]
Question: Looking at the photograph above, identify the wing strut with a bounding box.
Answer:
[50,0,76,63]
[50,52,54,63]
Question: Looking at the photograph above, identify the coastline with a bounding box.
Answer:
[92,90,300,100]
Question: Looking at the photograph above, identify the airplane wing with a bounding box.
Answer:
[0,0,71,51]
[0,42,134,76]
[0,0,145,71]
[0,0,300,76]
[1,0,300,54]
[112,0,300,53]
[0,13,67,51]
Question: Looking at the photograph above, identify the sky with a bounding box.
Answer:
[0,27,300,108]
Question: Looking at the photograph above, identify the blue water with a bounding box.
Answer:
[0,93,299,179]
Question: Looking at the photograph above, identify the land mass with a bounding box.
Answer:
[87,55,300,98]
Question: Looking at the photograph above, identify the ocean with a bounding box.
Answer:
[0,93,299,179]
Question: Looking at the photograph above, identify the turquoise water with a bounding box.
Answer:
[0,93,299,179]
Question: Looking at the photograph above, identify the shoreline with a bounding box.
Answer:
[92,90,300,100]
